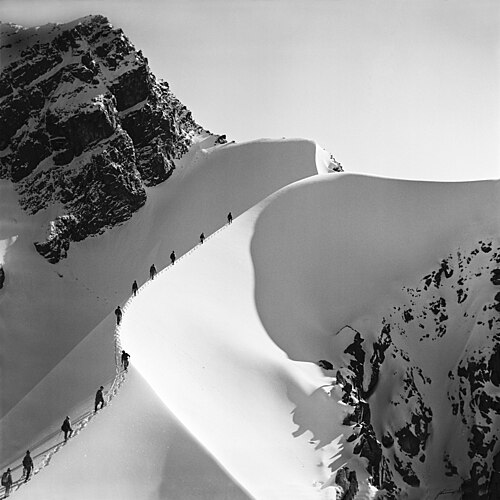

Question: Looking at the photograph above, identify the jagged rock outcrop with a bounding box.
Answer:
[326,238,500,498]
[0,264,4,289]
[0,15,210,262]
[333,467,358,500]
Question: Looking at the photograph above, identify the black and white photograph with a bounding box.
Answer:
[0,1,499,498]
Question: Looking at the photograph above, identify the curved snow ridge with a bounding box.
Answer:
[248,174,499,497]
[120,194,345,499]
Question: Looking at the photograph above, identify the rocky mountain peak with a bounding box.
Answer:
[0,15,213,262]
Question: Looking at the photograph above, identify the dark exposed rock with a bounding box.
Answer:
[110,64,151,111]
[491,269,500,286]
[334,467,359,500]
[0,265,4,289]
[489,345,500,387]
[318,359,334,370]
[382,433,394,448]
[395,427,420,457]
[1,15,208,262]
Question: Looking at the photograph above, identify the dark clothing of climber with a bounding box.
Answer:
[149,264,157,280]
[121,350,130,371]
[1,468,13,495]
[61,417,73,441]
[95,386,105,412]
[115,306,122,325]
[22,452,33,482]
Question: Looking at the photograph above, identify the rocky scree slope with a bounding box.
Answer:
[325,238,500,499]
[0,15,211,263]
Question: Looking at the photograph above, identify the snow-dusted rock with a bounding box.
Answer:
[331,240,500,498]
[0,15,207,262]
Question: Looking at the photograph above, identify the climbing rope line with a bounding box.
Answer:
[0,218,234,498]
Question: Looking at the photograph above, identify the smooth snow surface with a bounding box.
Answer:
[251,176,498,362]
[0,137,330,418]
[2,130,498,498]
[1,138,337,499]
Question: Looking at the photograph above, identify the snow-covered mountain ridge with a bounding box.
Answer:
[0,13,497,500]
[0,15,216,263]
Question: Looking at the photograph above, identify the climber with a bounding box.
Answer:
[22,451,33,482]
[1,468,12,496]
[132,280,138,297]
[149,264,157,280]
[61,416,73,442]
[121,350,130,371]
[227,212,233,224]
[94,386,105,412]
[200,232,205,244]
[170,251,176,265]
[115,305,122,325]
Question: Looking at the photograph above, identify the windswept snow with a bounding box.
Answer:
[1,138,335,499]
[2,130,498,498]
[251,176,498,362]
[0,137,328,420]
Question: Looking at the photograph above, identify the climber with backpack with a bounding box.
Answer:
[61,416,73,442]
[1,468,12,496]
[22,451,33,482]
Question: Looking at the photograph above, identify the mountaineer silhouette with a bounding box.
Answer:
[61,416,73,442]
[94,386,105,412]
[227,212,233,224]
[149,264,157,280]
[200,232,205,244]
[121,350,130,371]
[132,280,138,296]
[115,305,122,325]
[1,468,12,496]
[170,251,176,265]
[22,451,33,482]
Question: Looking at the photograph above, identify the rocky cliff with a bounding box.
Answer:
[0,15,212,262]
[324,238,500,498]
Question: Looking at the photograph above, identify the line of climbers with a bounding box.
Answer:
[115,211,234,326]
[2,211,234,496]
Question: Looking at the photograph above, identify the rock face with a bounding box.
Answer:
[327,238,500,498]
[0,16,209,262]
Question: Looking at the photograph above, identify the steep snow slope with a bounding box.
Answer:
[3,169,497,499]
[120,204,344,500]
[1,138,335,497]
[251,174,499,497]
[0,137,334,420]
[11,365,252,500]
